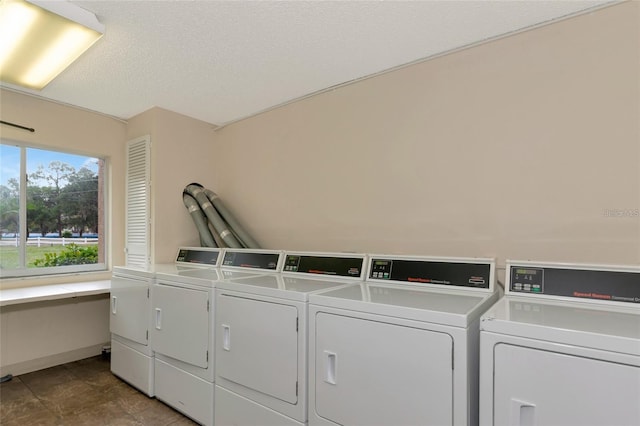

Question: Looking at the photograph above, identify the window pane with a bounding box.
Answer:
[1,142,106,278]
[0,144,20,269]
[25,148,103,269]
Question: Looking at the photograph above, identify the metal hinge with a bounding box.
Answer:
[451,349,454,370]
[146,330,148,341]
[206,351,209,362]
[295,381,298,396]
[207,300,210,312]
[296,317,299,332]
[147,288,150,298]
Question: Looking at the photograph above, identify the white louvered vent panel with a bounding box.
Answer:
[125,136,151,267]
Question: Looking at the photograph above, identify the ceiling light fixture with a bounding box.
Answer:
[0,0,104,90]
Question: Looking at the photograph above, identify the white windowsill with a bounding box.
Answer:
[0,280,111,307]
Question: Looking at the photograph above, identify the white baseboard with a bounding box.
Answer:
[0,343,108,377]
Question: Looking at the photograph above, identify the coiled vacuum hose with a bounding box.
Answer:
[182,192,217,247]
[203,188,260,248]
[183,183,259,248]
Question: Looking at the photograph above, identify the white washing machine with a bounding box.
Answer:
[110,247,220,396]
[308,255,497,426]
[214,252,368,426]
[479,260,640,426]
[151,248,284,426]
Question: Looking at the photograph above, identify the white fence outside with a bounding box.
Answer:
[0,237,99,247]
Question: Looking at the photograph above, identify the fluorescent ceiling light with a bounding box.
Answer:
[0,0,104,90]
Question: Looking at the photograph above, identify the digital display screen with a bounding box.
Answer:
[176,249,220,265]
[369,259,491,289]
[283,255,363,277]
[515,269,540,276]
[222,252,279,270]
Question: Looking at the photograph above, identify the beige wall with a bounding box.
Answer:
[212,2,640,273]
[0,90,125,374]
[127,107,217,263]
[0,88,127,287]
[0,296,110,377]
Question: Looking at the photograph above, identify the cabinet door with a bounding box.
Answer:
[152,283,209,368]
[314,312,454,426]
[216,295,299,404]
[494,344,640,426]
[110,275,149,345]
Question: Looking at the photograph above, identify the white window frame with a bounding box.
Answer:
[0,140,108,279]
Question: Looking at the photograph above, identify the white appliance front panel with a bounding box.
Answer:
[110,338,154,396]
[220,269,272,281]
[149,263,208,275]
[281,276,359,293]
[155,358,213,426]
[151,283,209,368]
[155,267,222,288]
[494,343,640,426]
[216,294,299,404]
[481,298,640,356]
[215,386,305,426]
[110,274,149,345]
[310,282,495,327]
[216,274,353,302]
[314,312,454,426]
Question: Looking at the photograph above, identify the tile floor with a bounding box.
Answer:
[0,355,198,426]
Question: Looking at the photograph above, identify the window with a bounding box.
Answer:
[0,142,106,278]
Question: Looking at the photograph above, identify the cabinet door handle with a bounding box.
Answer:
[324,351,337,385]
[222,324,231,351]
[510,398,536,426]
[111,296,117,314]
[155,308,162,330]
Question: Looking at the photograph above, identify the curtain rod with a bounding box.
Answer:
[0,120,35,133]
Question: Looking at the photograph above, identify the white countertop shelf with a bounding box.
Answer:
[0,280,111,307]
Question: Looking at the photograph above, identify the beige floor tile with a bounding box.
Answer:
[58,400,143,426]
[19,365,76,394]
[1,356,195,426]
[130,401,184,426]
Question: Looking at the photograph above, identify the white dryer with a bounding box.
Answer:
[308,255,497,426]
[151,248,283,426]
[214,252,367,426]
[479,260,640,426]
[110,247,220,396]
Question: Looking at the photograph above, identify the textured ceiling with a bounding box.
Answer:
[2,0,613,127]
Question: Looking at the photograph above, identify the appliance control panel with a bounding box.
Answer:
[176,248,220,265]
[222,251,280,270]
[369,258,492,289]
[510,267,544,294]
[508,263,640,304]
[283,254,365,278]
